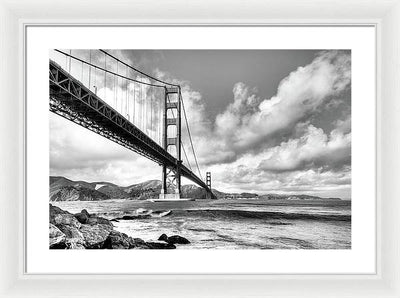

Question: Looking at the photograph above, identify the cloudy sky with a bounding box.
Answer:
[50,49,351,199]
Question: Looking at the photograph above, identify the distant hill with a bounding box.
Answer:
[49,176,342,201]
[258,194,341,201]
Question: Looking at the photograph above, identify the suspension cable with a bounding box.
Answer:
[182,143,192,172]
[99,49,179,87]
[54,50,165,88]
[180,91,203,181]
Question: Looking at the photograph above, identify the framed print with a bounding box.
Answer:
[1,0,400,297]
[27,26,374,275]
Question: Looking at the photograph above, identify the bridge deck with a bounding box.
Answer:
[49,60,212,192]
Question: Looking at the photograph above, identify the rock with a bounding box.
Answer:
[49,204,178,250]
[158,234,190,245]
[74,209,91,224]
[168,235,190,244]
[49,223,66,249]
[80,224,113,248]
[103,230,131,249]
[53,213,81,229]
[102,231,151,249]
[129,238,150,249]
[56,224,85,249]
[146,241,176,249]
[74,212,89,224]
[68,242,86,249]
[49,203,68,218]
[50,204,81,229]
[158,233,169,242]
[118,214,150,220]
[86,216,112,226]
[49,204,85,249]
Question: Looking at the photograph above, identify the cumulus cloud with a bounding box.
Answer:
[207,153,351,198]
[257,124,351,173]
[209,50,351,161]
[152,50,351,166]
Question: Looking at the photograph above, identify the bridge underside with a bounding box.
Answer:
[49,60,213,196]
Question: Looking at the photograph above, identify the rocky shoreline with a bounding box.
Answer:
[49,204,189,249]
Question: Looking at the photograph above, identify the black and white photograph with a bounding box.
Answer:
[49,49,351,250]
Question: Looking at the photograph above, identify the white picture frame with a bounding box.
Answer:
[1,0,399,297]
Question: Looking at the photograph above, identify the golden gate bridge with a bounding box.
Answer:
[49,49,214,200]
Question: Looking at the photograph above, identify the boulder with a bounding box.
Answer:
[74,210,89,224]
[49,223,66,249]
[129,238,150,249]
[49,203,69,219]
[56,224,85,249]
[158,233,169,242]
[80,223,113,248]
[167,235,190,244]
[103,230,131,249]
[50,204,85,249]
[50,204,81,230]
[158,234,190,245]
[53,213,81,229]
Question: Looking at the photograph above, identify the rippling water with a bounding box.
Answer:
[51,199,351,249]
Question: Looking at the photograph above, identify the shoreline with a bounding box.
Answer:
[50,199,351,249]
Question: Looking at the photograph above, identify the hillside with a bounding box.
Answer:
[49,176,342,201]
[50,185,110,201]
[49,176,219,201]
[50,176,120,201]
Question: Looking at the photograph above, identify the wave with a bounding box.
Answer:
[171,209,351,222]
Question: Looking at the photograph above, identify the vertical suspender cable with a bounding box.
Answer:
[126,66,129,120]
[104,52,107,101]
[150,88,153,140]
[133,82,136,126]
[94,65,97,95]
[88,50,91,90]
[140,80,143,130]
[69,49,72,73]
[115,62,118,110]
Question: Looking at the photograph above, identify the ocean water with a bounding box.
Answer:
[51,199,351,249]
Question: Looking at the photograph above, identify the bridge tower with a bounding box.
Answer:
[160,86,182,199]
[206,172,213,199]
